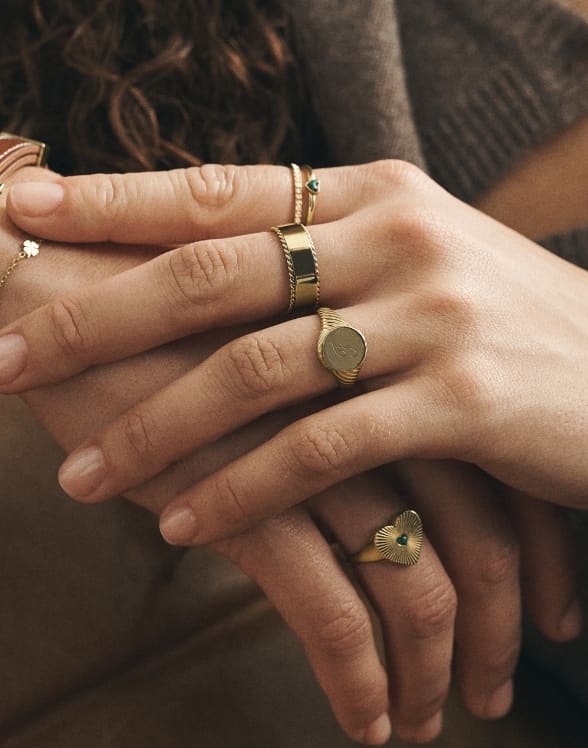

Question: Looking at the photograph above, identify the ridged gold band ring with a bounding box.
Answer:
[349,510,424,565]
[272,222,320,313]
[317,307,367,387]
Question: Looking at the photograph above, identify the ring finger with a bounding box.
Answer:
[313,474,457,744]
[54,303,429,503]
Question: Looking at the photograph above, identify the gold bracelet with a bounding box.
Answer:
[0,132,48,180]
[0,133,49,290]
[0,238,42,289]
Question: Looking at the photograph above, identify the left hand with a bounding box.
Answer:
[1,161,587,548]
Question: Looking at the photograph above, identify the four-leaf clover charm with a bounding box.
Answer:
[22,239,40,258]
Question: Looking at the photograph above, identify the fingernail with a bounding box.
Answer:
[9,182,64,216]
[362,713,392,745]
[484,680,513,718]
[0,334,27,384]
[160,506,198,545]
[560,599,583,640]
[59,446,106,499]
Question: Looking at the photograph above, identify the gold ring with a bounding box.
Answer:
[317,307,367,387]
[301,164,320,225]
[349,510,423,565]
[290,163,303,224]
[272,223,320,313]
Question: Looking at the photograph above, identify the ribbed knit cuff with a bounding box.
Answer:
[422,0,588,202]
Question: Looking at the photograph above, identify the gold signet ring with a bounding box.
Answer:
[317,307,367,387]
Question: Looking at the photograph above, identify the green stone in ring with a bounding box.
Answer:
[396,533,408,546]
[306,178,320,194]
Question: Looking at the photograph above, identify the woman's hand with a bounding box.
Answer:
[2,161,586,536]
[0,164,583,742]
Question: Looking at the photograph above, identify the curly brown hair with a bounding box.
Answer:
[0,0,307,174]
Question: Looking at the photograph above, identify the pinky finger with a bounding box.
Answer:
[213,507,392,745]
[509,490,583,642]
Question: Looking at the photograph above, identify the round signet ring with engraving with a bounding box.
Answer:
[316,307,367,387]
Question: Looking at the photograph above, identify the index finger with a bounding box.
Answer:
[6,163,366,244]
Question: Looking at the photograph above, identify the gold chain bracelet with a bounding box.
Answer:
[0,133,49,291]
[0,238,42,289]
[0,183,42,290]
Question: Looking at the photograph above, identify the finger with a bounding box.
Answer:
[158,380,457,546]
[508,490,582,642]
[396,460,521,721]
[55,307,425,504]
[6,163,366,244]
[214,507,392,746]
[314,475,455,744]
[0,214,400,392]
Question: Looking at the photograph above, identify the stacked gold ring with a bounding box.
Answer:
[272,222,320,313]
[290,163,320,226]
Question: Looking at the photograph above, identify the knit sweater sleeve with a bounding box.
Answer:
[289,0,426,169]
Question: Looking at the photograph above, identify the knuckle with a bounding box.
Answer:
[223,335,291,399]
[404,577,457,640]
[431,354,495,426]
[121,408,158,463]
[475,539,520,589]
[92,172,127,218]
[365,158,429,193]
[182,164,238,210]
[482,642,520,682]
[48,297,91,357]
[211,471,249,534]
[167,239,238,306]
[314,599,372,656]
[290,424,357,478]
[386,204,451,261]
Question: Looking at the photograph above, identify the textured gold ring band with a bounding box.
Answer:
[272,222,320,313]
[290,163,304,224]
[350,510,424,565]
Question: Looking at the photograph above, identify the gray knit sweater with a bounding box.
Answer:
[291,0,588,703]
[292,0,588,264]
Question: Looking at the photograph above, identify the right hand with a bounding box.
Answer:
[0,167,580,745]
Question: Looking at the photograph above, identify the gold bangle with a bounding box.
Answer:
[301,164,320,225]
[272,222,320,313]
[0,133,49,291]
[0,132,48,180]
